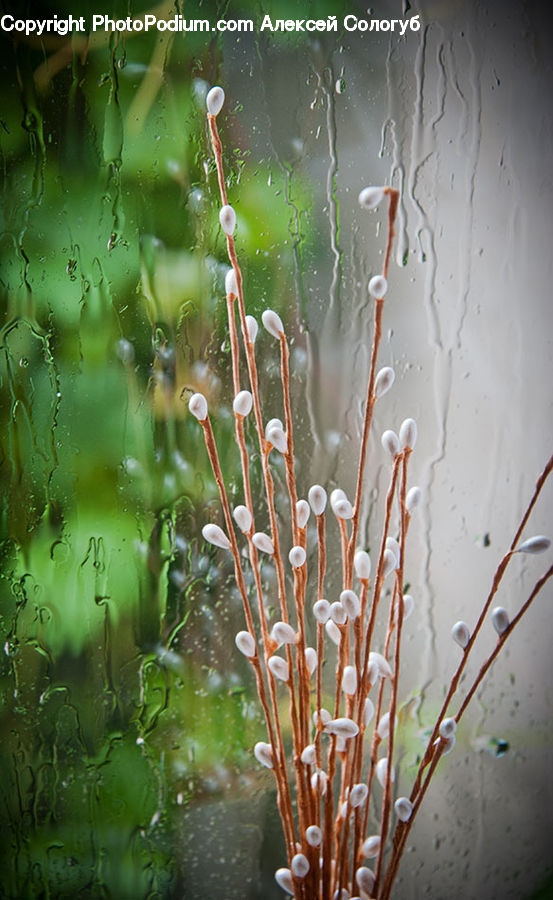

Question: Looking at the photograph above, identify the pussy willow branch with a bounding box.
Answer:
[408,451,553,805]
[334,450,407,898]
[280,335,300,544]
[354,455,401,761]
[198,414,296,849]
[374,452,410,895]
[380,739,445,900]
[203,100,552,900]
[455,563,553,721]
[247,527,297,852]
[334,575,370,889]
[225,257,297,850]
[315,512,327,776]
[380,560,553,900]
[231,305,306,858]
[380,454,553,899]
[208,109,316,864]
[347,189,400,586]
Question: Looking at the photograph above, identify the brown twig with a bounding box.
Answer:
[374,451,410,894]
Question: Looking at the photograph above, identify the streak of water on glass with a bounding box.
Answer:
[2,3,553,898]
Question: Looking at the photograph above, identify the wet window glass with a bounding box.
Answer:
[1,1,552,898]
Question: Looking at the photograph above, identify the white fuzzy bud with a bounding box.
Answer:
[375,366,395,399]
[342,665,358,696]
[268,655,289,682]
[225,267,237,297]
[400,593,414,620]
[330,488,346,511]
[382,548,397,578]
[367,661,380,684]
[492,606,510,636]
[274,868,294,895]
[206,85,224,116]
[313,707,331,728]
[311,770,328,795]
[265,417,283,437]
[305,647,317,676]
[330,488,354,519]
[350,783,368,808]
[202,523,231,550]
[254,741,273,768]
[399,417,417,450]
[252,532,274,555]
[232,505,252,534]
[335,498,354,519]
[451,621,470,649]
[219,204,236,236]
[378,711,391,739]
[386,536,401,568]
[369,651,393,679]
[375,757,394,788]
[356,866,376,895]
[267,426,288,454]
[339,800,350,820]
[325,717,359,739]
[261,308,285,339]
[289,546,306,568]
[406,486,422,513]
[270,621,297,646]
[245,315,258,343]
[516,535,551,554]
[330,601,347,625]
[233,390,253,417]
[361,835,381,859]
[305,825,322,847]
[291,853,309,878]
[301,744,316,765]
[325,619,341,646]
[377,712,397,740]
[354,550,371,580]
[340,589,360,620]
[235,630,256,658]
[369,275,388,299]
[358,185,385,210]
[381,429,400,458]
[188,392,208,421]
[313,599,331,624]
[296,499,310,529]
[439,717,457,739]
[363,697,375,726]
[308,484,327,516]
[394,797,413,822]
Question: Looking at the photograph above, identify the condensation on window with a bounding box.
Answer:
[1,1,552,898]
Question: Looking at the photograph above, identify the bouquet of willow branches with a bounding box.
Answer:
[187,85,553,900]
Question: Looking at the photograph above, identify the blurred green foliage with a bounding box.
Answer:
[0,0,338,893]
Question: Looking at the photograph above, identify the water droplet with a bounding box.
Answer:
[489,737,509,758]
